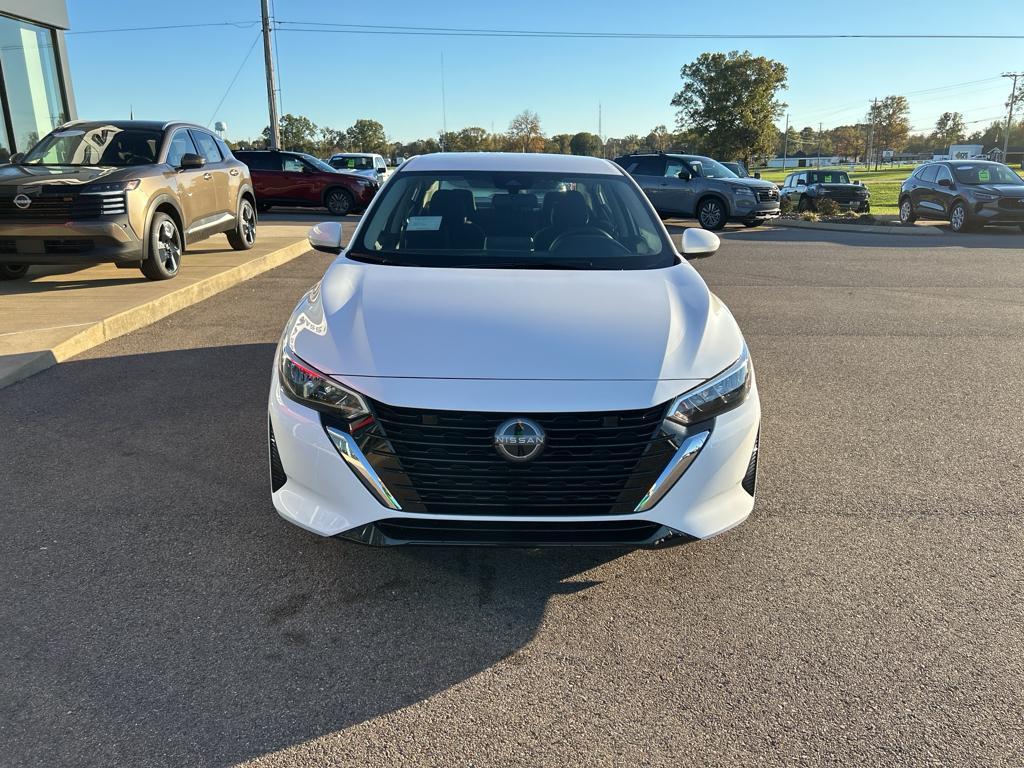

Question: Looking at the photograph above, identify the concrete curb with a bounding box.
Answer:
[0,238,309,390]
[773,219,942,236]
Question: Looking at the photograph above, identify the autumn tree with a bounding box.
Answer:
[868,96,911,156]
[671,50,788,163]
[933,112,966,146]
[508,110,544,152]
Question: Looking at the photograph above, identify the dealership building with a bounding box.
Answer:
[0,1,75,161]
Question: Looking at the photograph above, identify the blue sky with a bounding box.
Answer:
[66,0,1023,143]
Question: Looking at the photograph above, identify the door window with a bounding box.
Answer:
[190,130,222,164]
[627,156,664,176]
[664,158,686,178]
[282,155,305,173]
[918,165,938,183]
[934,166,953,185]
[165,129,198,167]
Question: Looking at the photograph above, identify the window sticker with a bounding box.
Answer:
[977,169,991,181]
[406,216,443,231]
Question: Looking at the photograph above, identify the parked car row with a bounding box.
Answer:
[235,150,379,216]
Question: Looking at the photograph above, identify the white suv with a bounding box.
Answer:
[268,153,761,547]
[327,152,389,183]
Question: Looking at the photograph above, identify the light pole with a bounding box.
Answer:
[782,113,790,171]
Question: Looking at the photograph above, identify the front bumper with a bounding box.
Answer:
[732,197,780,221]
[0,215,143,265]
[972,200,1024,225]
[267,375,761,546]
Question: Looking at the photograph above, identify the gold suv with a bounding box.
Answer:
[0,120,257,281]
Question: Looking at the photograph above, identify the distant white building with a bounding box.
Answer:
[933,144,984,161]
[767,151,845,169]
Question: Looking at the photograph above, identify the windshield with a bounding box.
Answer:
[351,170,675,270]
[808,171,851,184]
[952,163,1024,186]
[686,157,737,179]
[21,126,162,167]
[301,153,337,173]
[722,162,747,178]
[331,155,374,171]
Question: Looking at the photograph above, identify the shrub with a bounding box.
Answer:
[800,211,818,221]
[780,196,793,214]
[815,197,840,217]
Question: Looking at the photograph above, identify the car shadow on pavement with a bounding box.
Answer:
[0,343,624,767]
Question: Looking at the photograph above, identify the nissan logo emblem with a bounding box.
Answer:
[13,193,31,209]
[494,418,546,463]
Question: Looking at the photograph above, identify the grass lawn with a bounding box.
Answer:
[753,165,917,216]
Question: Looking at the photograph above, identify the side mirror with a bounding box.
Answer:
[937,177,953,188]
[179,153,206,170]
[677,170,691,181]
[680,228,720,260]
[9,152,24,164]
[308,221,344,255]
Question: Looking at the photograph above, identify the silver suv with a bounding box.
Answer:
[615,152,780,230]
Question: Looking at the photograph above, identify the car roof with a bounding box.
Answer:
[57,119,206,132]
[402,152,622,174]
[332,152,378,157]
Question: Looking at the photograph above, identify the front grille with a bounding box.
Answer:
[0,189,125,219]
[365,518,672,546]
[359,400,676,516]
[998,197,1024,210]
[757,189,779,202]
[824,190,860,203]
[43,239,94,254]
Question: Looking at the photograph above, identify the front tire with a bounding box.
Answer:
[227,198,256,251]
[140,213,182,281]
[696,197,726,230]
[0,264,28,280]
[949,201,972,233]
[899,197,916,225]
[797,196,813,213]
[325,188,354,216]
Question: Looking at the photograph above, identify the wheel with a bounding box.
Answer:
[899,197,916,225]
[696,197,726,230]
[325,188,354,216]
[0,264,28,280]
[227,197,256,251]
[948,201,972,233]
[797,196,813,213]
[140,213,182,280]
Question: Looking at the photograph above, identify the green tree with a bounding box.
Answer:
[671,50,788,163]
[932,111,966,146]
[264,113,319,153]
[317,127,348,156]
[868,96,911,155]
[569,131,602,156]
[508,110,544,152]
[345,119,387,153]
[830,125,863,161]
[548,133,573,154]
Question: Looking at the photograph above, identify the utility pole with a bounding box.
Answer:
[867,98,877,171]
[818,122,823,168]
[782,113,790,171]
[1002,72,1022,161]
[440,52,447,151]
[261,0,280,149]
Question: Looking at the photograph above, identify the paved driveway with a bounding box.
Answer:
[2,226,1022,767]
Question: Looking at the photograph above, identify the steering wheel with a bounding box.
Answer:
[548,227,630,256]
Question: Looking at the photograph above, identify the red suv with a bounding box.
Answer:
[234,150,378,216]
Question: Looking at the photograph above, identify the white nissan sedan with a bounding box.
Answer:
[268,153,760,547]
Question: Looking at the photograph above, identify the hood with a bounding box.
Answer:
[819,182,865,191]
[0,164,130,188]
[973,184,1024,197]
[288,259,743,383]
[725,178,776,191]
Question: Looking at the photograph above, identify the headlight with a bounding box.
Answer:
[974,192,999,201]
[82,179,140,194]
[278,344,369,419]
[667,345,752,425]
[734,187,755,197]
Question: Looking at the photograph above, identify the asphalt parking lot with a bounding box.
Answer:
[2,223,1023,767]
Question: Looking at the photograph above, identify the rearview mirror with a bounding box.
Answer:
[308,221,344,255]
[179,153,205,170]
[680,228,720,260]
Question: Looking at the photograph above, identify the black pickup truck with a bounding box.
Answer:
[779,169,871,212]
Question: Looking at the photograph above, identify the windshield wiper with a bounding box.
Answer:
[457,260,594,270]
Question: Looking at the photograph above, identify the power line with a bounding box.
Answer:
[67,21,258,35]
[206,32,262,128]
[274,21,1024,40]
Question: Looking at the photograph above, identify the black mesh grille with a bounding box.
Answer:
[741,431,759,496]
[998,197,1024,210]
[369,518,670,546]
[269,418,287,492]
[361,400,675,516]
[757,189,779,202]
[0,189,123,220]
